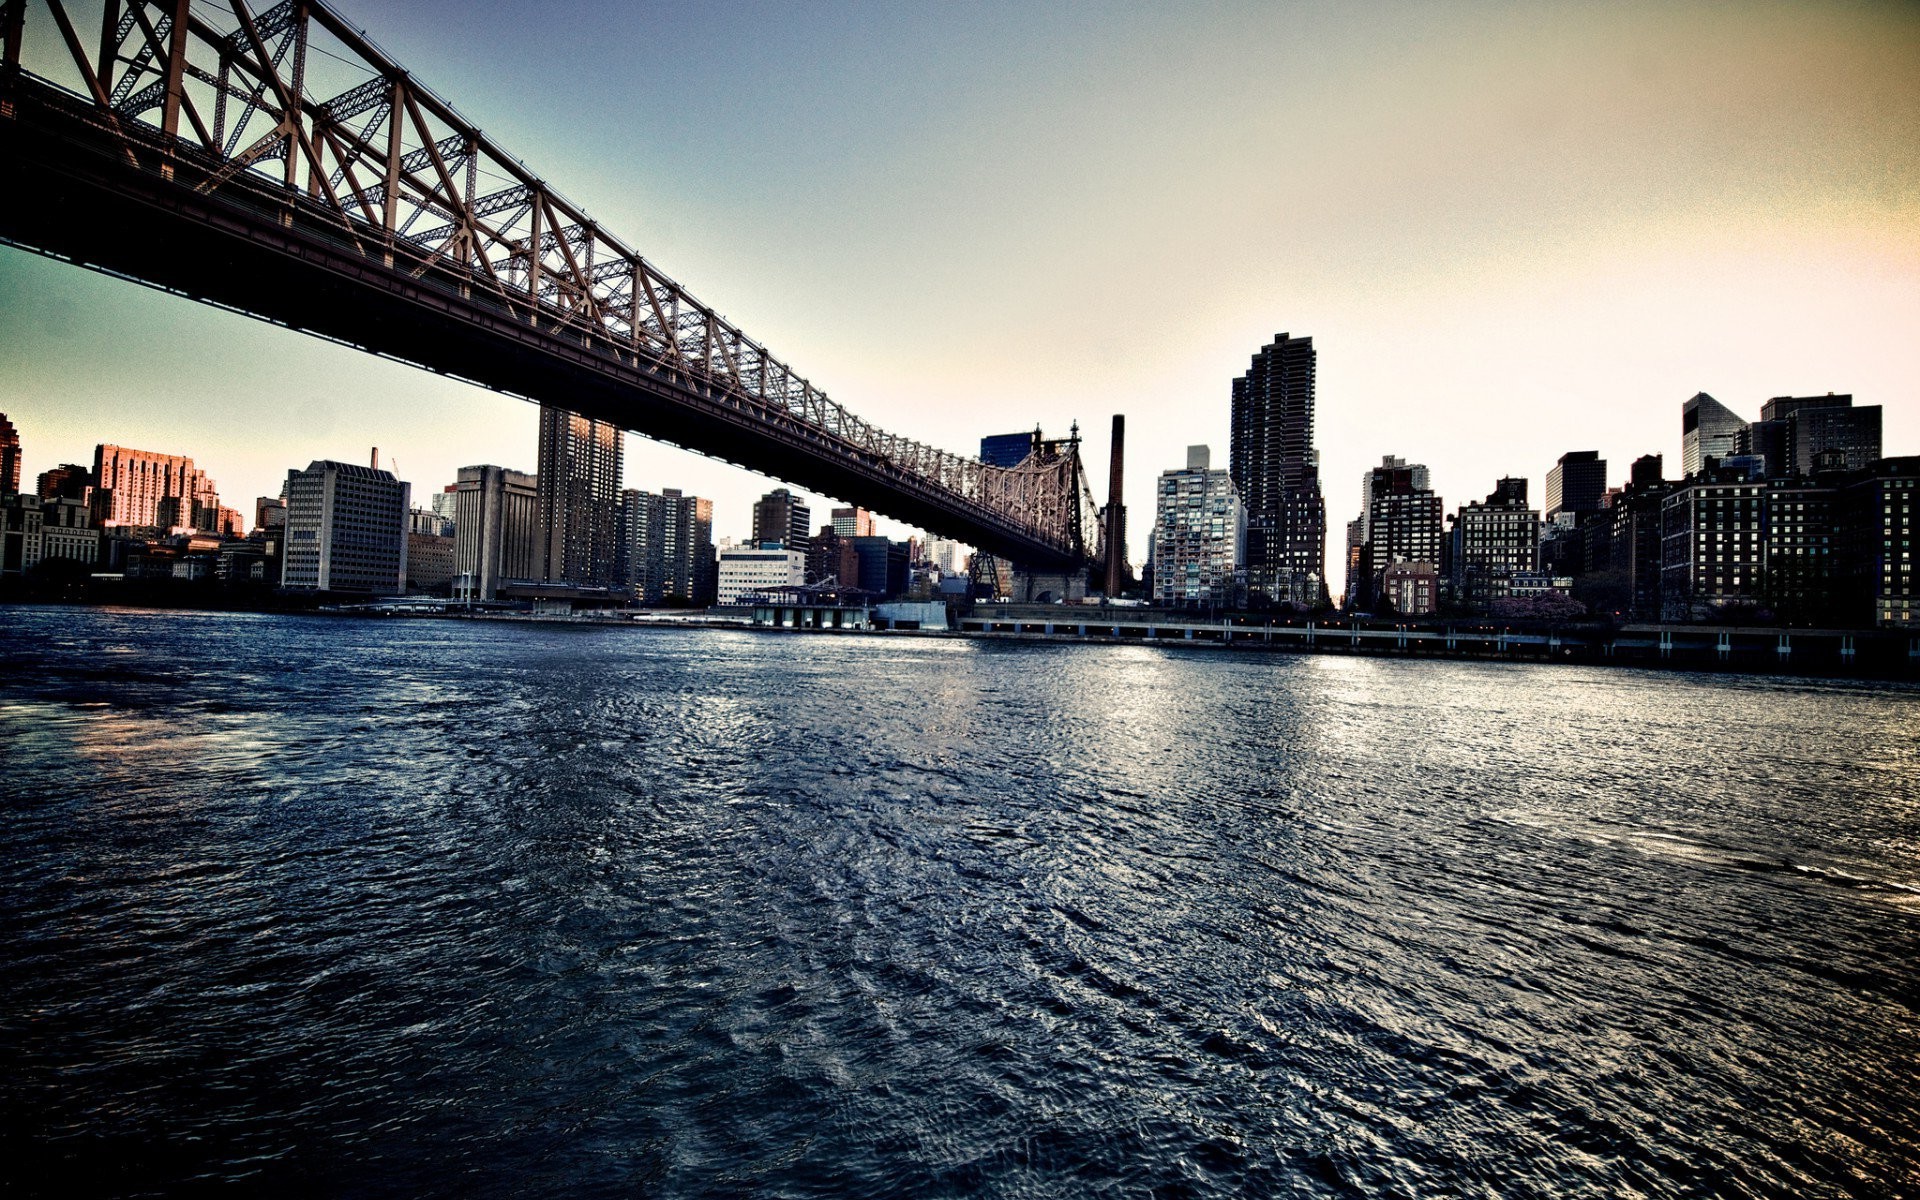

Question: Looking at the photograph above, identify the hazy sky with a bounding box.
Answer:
[3,0,1916,597]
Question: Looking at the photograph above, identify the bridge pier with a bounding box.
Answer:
[1009,566,1090,604]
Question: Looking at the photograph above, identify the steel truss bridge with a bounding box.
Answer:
[0,0,1100,568]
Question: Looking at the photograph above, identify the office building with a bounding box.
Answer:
[406,529,458,592]
[716,547,806,605]
[455,465,540,601]
[1447,477,1538,612]
[281,460,410,593]
[752,489,811,552]
[430,484,459,528]
[1545,451,1607,523]
[90,443,221,533]
[1759,394,1883,476]
[537,405,624,587]
[980,432,1036,468]
[849,536,910,598]
[1150,445,1246,606]
[0,413,18,494]
[1230,332,1326,606]
[830,506,876,538]
[1681,393,1746,477]
[255,496,287,532]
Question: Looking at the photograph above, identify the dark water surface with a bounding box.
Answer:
[2,606,1917,1197]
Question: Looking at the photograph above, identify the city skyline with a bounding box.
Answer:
[1,1,1916,602]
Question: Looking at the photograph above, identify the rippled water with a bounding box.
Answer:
[2,605,1917,1198]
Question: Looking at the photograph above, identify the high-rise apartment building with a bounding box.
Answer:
[1837,458,1917,627]
[90,443,221,532]
[830,507,875,538]
[454,465,539,600]
[623,488,714,604]
[0,413,20,494]
[1231,333,1326,606]
[1350,456,1443,609]
[1545,451,1607,522]
[537,405,623,586]
[1447,477,1539,611]
[752,488,811,552]
[1151,445,1245,606]
[281,460,409,593]
[1659,465,1767,620]
[1682,393,1746,477]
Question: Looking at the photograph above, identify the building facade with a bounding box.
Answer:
[454,465,540,600]
[91,443,221,533]
[1660,466,1767,620]
[1447,477,1538,612]
[830,506,876,538]
[281,460,410,593]
[751,489,811,552]
[1151,445,1245,606]
[717,547,806,605]
[979,432,1036,468]
[1229,332,1326,606]
[1348,456,1442,610]
[1682,393,1746,477]
[537,405,624,587]
[1545,451,1607,523]
[0,412,18,494]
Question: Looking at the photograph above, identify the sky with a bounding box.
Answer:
[3,0,1917,598]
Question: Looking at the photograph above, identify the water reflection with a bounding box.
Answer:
[1,605,1916,1197]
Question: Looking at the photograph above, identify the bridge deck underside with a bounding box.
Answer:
[0,77,1080,568]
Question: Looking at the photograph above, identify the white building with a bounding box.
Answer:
[1151,445,1245,606]
[715,547,805,606]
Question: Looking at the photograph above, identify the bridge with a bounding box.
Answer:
[0,0,1102,569]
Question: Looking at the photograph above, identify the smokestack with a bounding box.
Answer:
[1105,414,1126,597]
[370,446,379,470]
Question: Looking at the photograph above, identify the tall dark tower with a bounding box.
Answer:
[1231,333,1326,606]
[1104,414,1126,597]
[0,412,20,494]
[537,404,624,586]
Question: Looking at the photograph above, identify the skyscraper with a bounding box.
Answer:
[537,405,623,586]
[1545,451,1607,522]
[1347,456,1442,610]
[752,488,811,552]
[280,460,410,593]
[0,413,20,494]
[1681,393,1746,477]
[1230,333,1326,606]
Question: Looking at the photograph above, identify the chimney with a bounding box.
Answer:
[1105,414,1126,597]
[370,446,379,470]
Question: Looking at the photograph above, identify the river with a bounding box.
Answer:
[2,606,1916,1197]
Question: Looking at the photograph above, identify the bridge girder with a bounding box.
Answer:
[0,0,1100,568]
